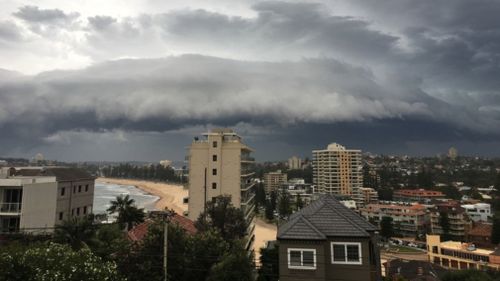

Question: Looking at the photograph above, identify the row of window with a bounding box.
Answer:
[58,206,92,220]
[288,242,362,270]
[60,184,91,196]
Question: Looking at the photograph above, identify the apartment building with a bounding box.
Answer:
[186,128,256,250]
[264,170,287,193]
[0,167,95,233]
[461,203,491,222]
[359,187,378,206]
[393,189,445,203]
[427,235,500,270]
[430,201,472,241]
[288,156,302,170]
[360,202,428,237]
[312,143,363,203]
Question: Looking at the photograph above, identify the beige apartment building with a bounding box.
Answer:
[313,143,363,202]
[359,187,378,206]
[0,167,95,233]
[287,156,302,170]
[264,170,287,193]
[430,201,472,241]
[186,128,256,249]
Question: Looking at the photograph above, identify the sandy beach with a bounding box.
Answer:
[96,177,277,255]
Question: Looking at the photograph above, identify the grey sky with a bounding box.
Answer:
[0,0,499,161]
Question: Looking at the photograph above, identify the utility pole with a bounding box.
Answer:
[164,220,168,281]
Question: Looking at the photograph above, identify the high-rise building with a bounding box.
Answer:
[312,143,363,202]
[186,128,255,249]
[448,147,458,160]
[264,170,287,193]
[287,156,302,170]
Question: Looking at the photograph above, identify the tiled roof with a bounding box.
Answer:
[278,194,377,240]
[127,214,197,242]
[468,223,492,237]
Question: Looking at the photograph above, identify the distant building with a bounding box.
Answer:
[0,160,6,167]
[0,167,95,233]
[313,143,363,203]
[186,128,255,250]
[277,195,381,281]
[467,223,493,249]
[360,202,428,237]
[427,234,500,270]
[159,160,172,168]
[430,201,472,241]
[393,189,445,203]
[280,179,313,205]
[264,170,287,193]
[359,187,378,206]
[448,147,458,160]
[288,156,302,170]
[461,203,491,222]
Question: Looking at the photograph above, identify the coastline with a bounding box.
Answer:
[95,177,277,256]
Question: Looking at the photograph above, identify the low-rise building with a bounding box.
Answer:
[461,203,491,222]
[358,187,378,206]
[277,194,381,281]
[467,223,493,249]
[427,234,500,270]
[280,179,313,205]
[360,202,427,237]
[393,189,445,203]
[430,201,472,241]
[264,170,287,193]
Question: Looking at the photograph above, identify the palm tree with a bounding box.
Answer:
[107,194,145,230]
[54,215,97,250]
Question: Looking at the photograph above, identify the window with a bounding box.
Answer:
[83,206,87,214]
[212,169,217,175]
[213,141,217,148]
[213,155,217,161]
[78,185,82,193]
[288,248,316,270]
[331,242,362,265]
[85,184,89,192]
[59,212,64,220]
[212,182,217,189]
[60,188,65,196]
[77,207,80,216]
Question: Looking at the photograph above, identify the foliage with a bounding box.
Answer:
[377,187,393,201]
[195,195,248,242]
[255,183,267,214]
[265,199,275,220]
[492,213,500,244]
[53,215,97,250]
[286,167,313,184]
[0,242,123,281]
[257,244,279,281]
[277,192,292,219]
[270,191,277,211]
[107,194,145,230]
[296,194,304,210]
[441,269,493,281]
[380,216,394,239]
[101,163,184,183]
[206,242,254,281]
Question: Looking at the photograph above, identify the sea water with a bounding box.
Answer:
[93,182,159,216]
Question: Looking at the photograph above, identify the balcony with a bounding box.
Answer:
[0,202,22,214]
[241,155,255,163]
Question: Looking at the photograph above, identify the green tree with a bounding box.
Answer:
[296,194,304,210]
[270,191,277,211]
[0,243,123,281]
[257,244,279,281]
[265,200,274,221]
[254,183,267,214]
[53,215,97,250]
[195,195,248,241]
[206,242,254,281]
[492,213,500,245]
[107,195,145,230]
[441,269,493,281]
[278,192,292,219]
[380,216,394,240]
[439,211,451,241]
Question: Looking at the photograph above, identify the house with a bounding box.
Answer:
[128,213,197,242]
[277,194,381,281]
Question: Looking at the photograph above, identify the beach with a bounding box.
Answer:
[96,178,277,255]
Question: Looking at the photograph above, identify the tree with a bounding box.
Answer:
[492,213,500,245]
[257,244,279,281]
[195,195,248,241]
[265,200,274,221]
[254,183,267,214]
[270,191,278,212]
[53,215,97,250]
[441,269,493,281]
[380,216,394,240]
[278,192,292,219]
[206,242,254,281]
[439,211,451,241]
[107,195,145,230]
[296,194,304,210]
[0,243,123,281]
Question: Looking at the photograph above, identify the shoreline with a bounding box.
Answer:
[95,177,277,255]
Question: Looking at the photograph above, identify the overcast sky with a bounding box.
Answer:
[1,0,500,162]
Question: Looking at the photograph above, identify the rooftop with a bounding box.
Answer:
[468,223,492,237]
[440,240,493,256]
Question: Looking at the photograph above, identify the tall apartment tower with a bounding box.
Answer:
[312,143,363,202]
[187,128,256,248]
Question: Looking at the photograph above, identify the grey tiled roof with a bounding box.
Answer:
[277,194,377,240]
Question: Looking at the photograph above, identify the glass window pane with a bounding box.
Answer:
[302,251,314,267]
[333,245,345,262]
[347,245,360,262]
[290,251,302,266]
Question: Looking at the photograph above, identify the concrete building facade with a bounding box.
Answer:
[186,128,256,249]
[393,189,445,203]
[288,156,302,170]
[313,143,363,203]
[461,203,491,222]
[264,170,287,193]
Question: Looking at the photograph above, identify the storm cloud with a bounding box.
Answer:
[0,0,499,160]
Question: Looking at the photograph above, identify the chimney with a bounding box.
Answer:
[417,266,424,276]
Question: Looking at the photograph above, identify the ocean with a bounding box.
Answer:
[93,182,160,215]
